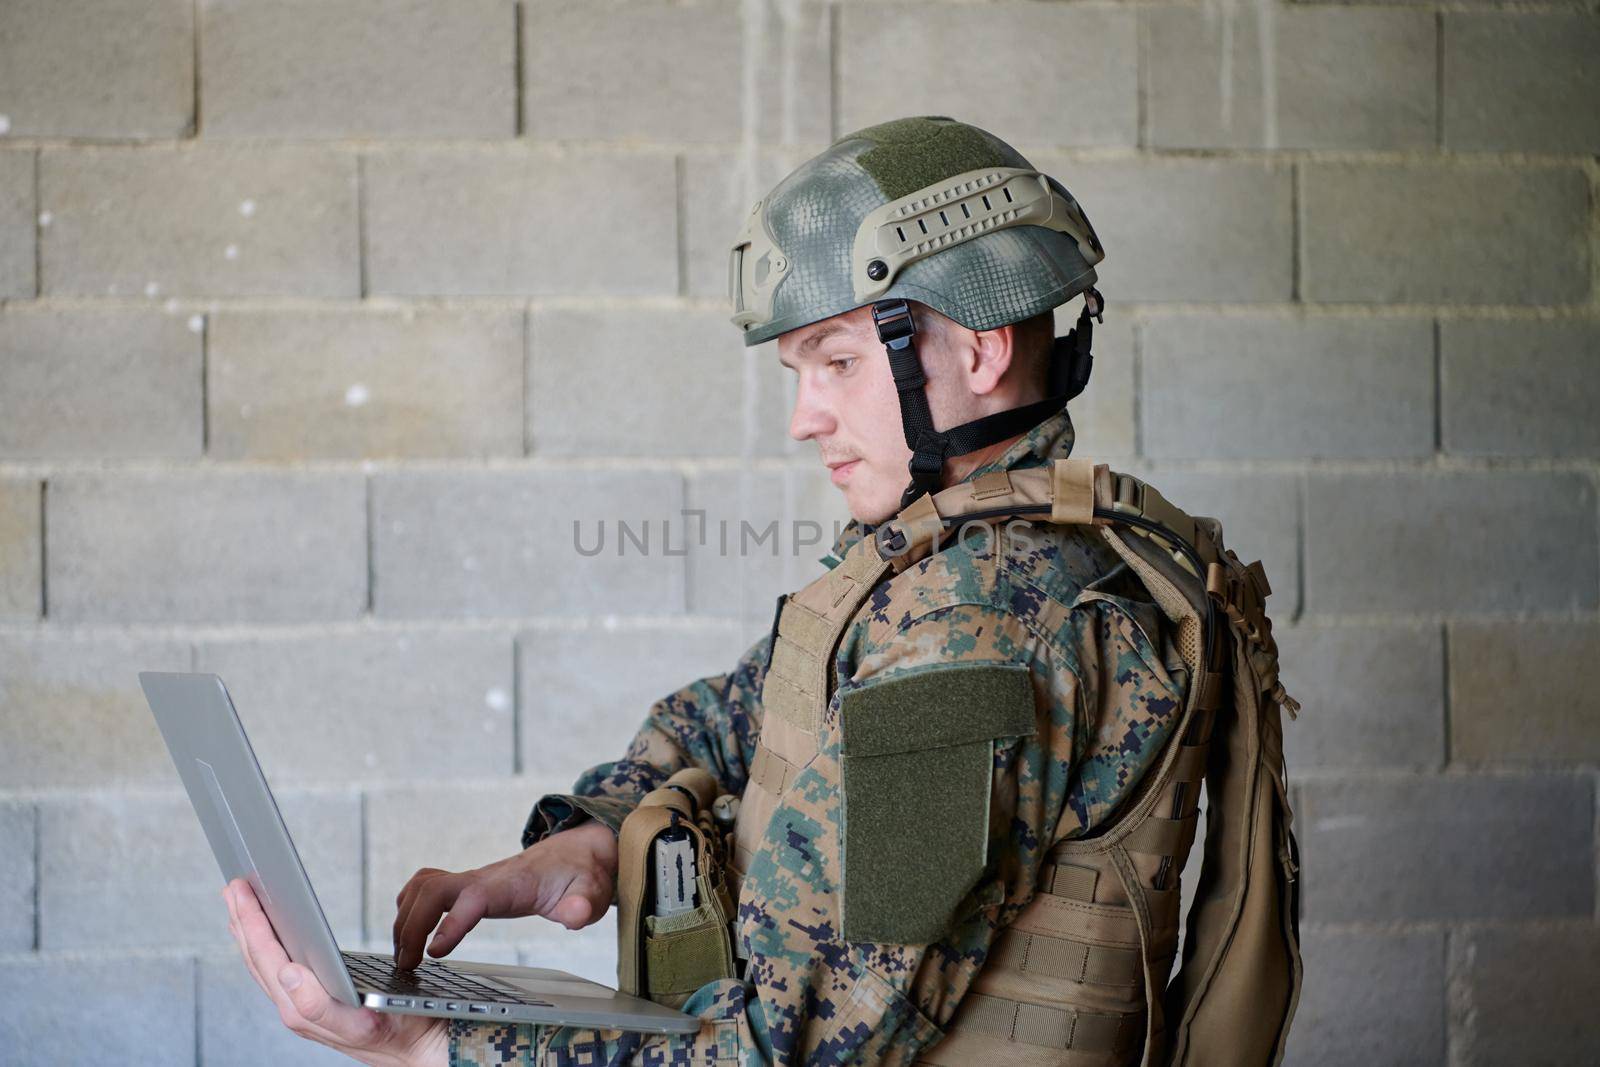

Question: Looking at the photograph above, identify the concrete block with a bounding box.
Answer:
[839,5,1137,148]
[1443,13,1600,153]
[685,467,852,621]
[1305,472,1597,614]
[40,146,358,298]
[1442,319,1600,458]
[372,469,685,618]
[0,307,202,459]
[748,1,832,146]
[199,953,352,1067]
[1143,315,1432,460]
[524,0,766,144]
[1285,928,1445,1067]
[1036,156,1293,304]
[525,0,827,144]
[47,471,367,623]
[1131,468,1301,617]
[1450,621,1600,764]
[0,954,193,1064]
[195,630,515,785]
[0,0,193,138]
[1070,313,1136,462]
[517,622,755,781]
[1298,775,1593,922]
[208,308,523,460]
[681,149,808,301]
[1450,924,1600,1066]
[530,307,772,457]
[200,0,514,139]
[365,779,572,953]
[1300,164,1590,305]
[0,150,33,297]
[1276,624,1445,772]
[1146,6,1435,150]
[0,477,41,621]
[39,789,361,950]
[0,632,191,788]
[0,802,32,951]
[365,147,676,297]
[517,917,618,988]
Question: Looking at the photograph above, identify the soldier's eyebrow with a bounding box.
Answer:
[798,324,849,355]
[778,323,852,369]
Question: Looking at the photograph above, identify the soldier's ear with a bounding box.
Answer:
[966,323,1016,398]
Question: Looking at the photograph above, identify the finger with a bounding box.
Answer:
[224,891,270,994]
[424,883,491,960]
[232,878,313,1014]
[395,878,460,971]
[276,963,385,1048]
[225,882,273,988]
[391,870,444,959]
[228,915,269,992]
[391,868,436,939]
[548,873,610,931]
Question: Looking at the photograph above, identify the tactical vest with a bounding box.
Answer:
[728,460,1302,1066]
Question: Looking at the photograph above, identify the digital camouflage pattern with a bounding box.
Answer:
[449,409,1188,1066]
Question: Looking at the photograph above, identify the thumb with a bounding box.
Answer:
[279,965,328,1023]
[278,963,383,1047]
[549,893,595,929]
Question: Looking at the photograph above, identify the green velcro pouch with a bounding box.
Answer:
[642,871,736,1008]
[839,662,1036,944]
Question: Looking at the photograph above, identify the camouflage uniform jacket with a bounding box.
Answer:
[449,409,1189,1067]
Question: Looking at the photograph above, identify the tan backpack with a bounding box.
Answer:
[878,460,1303,1065]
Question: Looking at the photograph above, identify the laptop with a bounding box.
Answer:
[138,670,699,1035]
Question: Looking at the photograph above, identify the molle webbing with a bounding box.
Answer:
[746,743,799,797]
[987,928,1143,987]
[728,539,890,905]
[956,995,1144,1055]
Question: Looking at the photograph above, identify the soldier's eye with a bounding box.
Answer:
[830,357,857,374]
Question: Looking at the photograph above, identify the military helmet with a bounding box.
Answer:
[727,115,1108,507]
[729,116,1103,346]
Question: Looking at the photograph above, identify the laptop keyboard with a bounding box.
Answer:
[341,951,554,1007]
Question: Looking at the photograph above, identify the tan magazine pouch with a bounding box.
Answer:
[616,770,738,1008]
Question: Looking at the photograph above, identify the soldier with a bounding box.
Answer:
[226,116,1299,1066]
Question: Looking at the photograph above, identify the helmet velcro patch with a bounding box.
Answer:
[848,116,1010,201]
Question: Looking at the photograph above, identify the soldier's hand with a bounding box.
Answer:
[392,818,618,971]
[225,879,448,1067]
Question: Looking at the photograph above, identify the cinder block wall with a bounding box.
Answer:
[1,1,1595,1063]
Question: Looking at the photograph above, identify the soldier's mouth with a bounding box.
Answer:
[827,459,861,486]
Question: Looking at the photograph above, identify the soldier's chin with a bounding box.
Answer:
[841,476,900,526]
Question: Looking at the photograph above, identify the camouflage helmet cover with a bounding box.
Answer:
[728,116,1105,346]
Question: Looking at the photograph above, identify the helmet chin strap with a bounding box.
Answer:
[871,290,1104,510]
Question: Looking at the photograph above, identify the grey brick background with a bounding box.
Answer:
[0,1,1596,1064]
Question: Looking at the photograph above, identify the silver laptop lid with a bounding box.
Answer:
[138,671,362,1006]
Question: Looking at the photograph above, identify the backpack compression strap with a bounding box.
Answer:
[872,289,1104,508]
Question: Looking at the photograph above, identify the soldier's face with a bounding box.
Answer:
[778,307,920,525]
